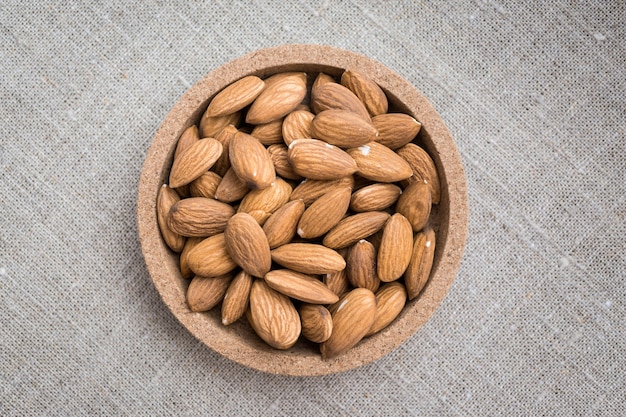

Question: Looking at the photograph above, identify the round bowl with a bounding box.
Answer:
[137,44,468,376]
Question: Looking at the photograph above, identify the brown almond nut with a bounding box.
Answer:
[350,183,402,212]
[299,304,333,343]
[346,240,380,292]
[263,199,305,249]
[321,288,377,359]
[290,176,354,206]
[174,125,200,160]
[247,280,301,350]
[246,210,272,225]
[229,131,276,190]
[238,177,292,215]
[396,182,431,232]
[287,139,357,180]
[221,270,253,325]
[405,227,436,300]
[214,167,249,203]
[347,142,413,183]
[186,233,238,277]
[224,213,272,277]
[187,273,234,312]
[366,282,407,336]
[282,110,315,146]
[199,111,242,138]
[206,75,266,118]
[167,197,235,237]
[267,144,303,181]
[265,269,339,304]
[310,82,371,121]
[169,138,223,188]
[397,143,441,204]
[180,237,203,279]
[312,72,336,95]
[271,243,346,275]
[323,269,351,298]
[377,213,413,282]
[294,103,311,112]
[340,69,388,117]
[211,124,238,176]
[174,183,191,199]
[297,186,351,239]
[251,118,284,145]
[322,211,390,249]
[157,185,185,252]
[310,109,378,149]
[189,171,222,199]
[246,72,307,124]
[372,113,422,150]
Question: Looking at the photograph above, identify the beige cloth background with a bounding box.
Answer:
[1,1,624,415]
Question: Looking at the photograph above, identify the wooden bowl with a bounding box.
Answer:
[137,44,468,376]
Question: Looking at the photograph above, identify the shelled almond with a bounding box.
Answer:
[156,68,441,359]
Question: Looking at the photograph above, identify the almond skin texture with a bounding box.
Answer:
[321,288,377,359]
[229,131,276,190]
[199,111,242,138]
[251,118,284,145]
[366,282,407,336]
[187,233,238,277]
[238,177,292,215]
[248,280,301,350]
[221,271,253,325]
[397,143,441,204]
[312,72,336,95]
[377,213,414,282]
[224,213,272,277]
[189,171,222,199]
[214,167,249,203]
[180,237,203,279]
[322,211,390,249]
[211,124,238,176]
[350,183,402,212]
[174,125,200,160]
[405,227,436,300]
[169,138,223,188]
[346,240,380,292]
[187,273,234,312]
[396,182,432,232]
[347,141,413,183]
[263,199,305,249]
[297,186,351,239]
[265,269,339,304]
[287,139,357,181]
[282,110,315,146]
[310,109,378,149]
[246,72,307,124]
[310,82,371,121]
[157,185,185,252]
[271,243,346,275]
[299,304,333,343]
[324,269,351,298]
[267,144,303,180]
[372,113,422,150]
[206,75,265,118]
[290,176,354,206]
[167,197,235,238]
[341,69,389,117]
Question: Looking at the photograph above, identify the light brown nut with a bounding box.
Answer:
[169,138,223,188]
[350,183,402,212]
[238,177,292,215]
[167,197,235,238]
[321,288,377,359]
[312,72,336,95]
[366,282,407,336]
[229,131,276,190]
[251,118,284,145]
[221,271,253,325]
[214,167,249,203]
[404,227,436,300]
[322,211,390,250]
[157,185,185,252]
[346,240,380,292]
[246,210,272,226]
[174,125,200,160]
[206,75,265,118]
[323,269,351,299]
[299,304,333,343]
[282,109,315,146]
[247,280,301,350]
[347,142,413,183]
[271,243,346,275]
[187,273,234,312]
[340,69,388,117]
[267,144,303,181]
[180,237,203,279]
[265,269,339,304]
[287,139,357,181]
[211,125,238,176]
[246,72,307,124]
[290,176,354,206]
[263,199,305,249]
[396,182,431,232]
[377,213,413,282]
[189,171,222,199]
[310,109,378,148]
[186,233,238,277]
[372,113,421,150]
[397,143,441,204]
[297,186,351,239]
[199,111,242,138]
[224,213,272,277]
[310,82,371,121]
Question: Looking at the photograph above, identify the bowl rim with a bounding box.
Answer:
[137,44,468,376]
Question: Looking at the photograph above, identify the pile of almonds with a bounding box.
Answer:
[157,69,440,359]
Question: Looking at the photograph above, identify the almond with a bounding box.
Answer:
[322,211,390,249]
[229,131,276,190]
[323,269,351,298]
[246,72,307,124]
[167,197,235,237]
[347,142,413,183]
[350,183,402,212]
[312,72,336,95]
[297,186,351,239]
[299,304,333,343]
[287,139,357,180]
[180,237,203,279]
[221,271,253,325]
[224,213,272,277]
[174,183,191,199]
[366,282,407,336]
[310,82,371,121]
[247,280,301,350]
[157,185,185,252]
[271,243,346,275]
[346,240,380,292]
[187,273,234,312]
[211,124,238,176]
[396,182,431,232]
[238,177,292,215]
[310,109,378,148]
[340,69,388,117]
[267,144,303,181]
[174,125,200,160]
[263,199,305,249]
[282,109,315,146]
[290,176,354,206]
[321,288,377,359]
[251,118,284,145]
[189,171,222,199]
[246,209,272,225]
[199,111,242,138]
[404,227,436,300]
[186,233,238,277]
[372,113,421,150]
[214,167,249,203]
[265,269,339,304]
[377,213,413,282]
[169,138,223,188]
[206,75,265,118]
[397,143,441,204]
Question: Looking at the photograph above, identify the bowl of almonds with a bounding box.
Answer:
[137,44,468,375]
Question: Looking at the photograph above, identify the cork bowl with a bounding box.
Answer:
[137,44,468,376]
